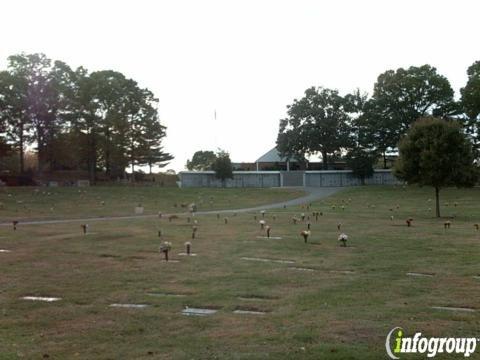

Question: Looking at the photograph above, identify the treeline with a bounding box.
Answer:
[277,63,480,170]
[0,53,172,183]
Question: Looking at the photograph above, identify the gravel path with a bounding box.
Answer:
[0,187,343,227]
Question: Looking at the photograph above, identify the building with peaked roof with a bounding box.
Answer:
[255,147,300,171]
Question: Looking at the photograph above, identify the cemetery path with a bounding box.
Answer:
[0,187,343,227]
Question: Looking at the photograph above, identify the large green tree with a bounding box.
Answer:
[0,70,30,173]
[0,52,172,181]
[461,61,480,152]
[212,150,233,187]
[394,117,478,217]
[186,150,217,171]
[277,87,351,169]
[365,65,455,168]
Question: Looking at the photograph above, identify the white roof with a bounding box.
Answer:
[255,147,298,163]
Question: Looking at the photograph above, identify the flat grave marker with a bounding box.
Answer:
[182,307,218,316]
[21,296,61,302]
[109,303,149,309]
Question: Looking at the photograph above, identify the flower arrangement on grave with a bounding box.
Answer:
[224,217,228,224]
[337,223,341,231]
[259,220,266,230]
[192,226,198,239]
[261,210,266,218]
[300,230,311,243]
[12,220,18,231]
[292,217,299,225]
[81,224,88,234]
[301,213,305,221]
[444,221,451,229]
[338,233,348,247]
[406,218,413,227]
[265,225,271,238]
[159,241,172,261]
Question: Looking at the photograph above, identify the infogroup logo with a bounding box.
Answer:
[385,327,477,358]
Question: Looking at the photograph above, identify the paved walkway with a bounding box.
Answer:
[0,187,343,227]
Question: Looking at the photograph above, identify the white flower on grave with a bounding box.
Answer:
[259,219,266,229]
[159,241,172,252]
[185,241,191,247]
[300,230,311,242]
[338,233,348,246]
[338,233,348,241]
[260,210,265,215]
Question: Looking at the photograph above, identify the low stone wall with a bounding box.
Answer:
[179,170,400,188]
[179,171,281,188]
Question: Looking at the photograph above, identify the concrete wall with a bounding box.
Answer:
[304,170,400,187]
[179,170,400,188]
[179,171,281,188]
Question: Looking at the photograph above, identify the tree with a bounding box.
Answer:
[186,150,217,170]
[0,52,172,180]
[345,148,376,185]
[7,53,62,172]
[277,87,351,169]
[366,65,455,167]
[394,117,478,217]
[211,150,233,187]
[461,61,480,152]
[0,70,30,173]
[136,107,173,174]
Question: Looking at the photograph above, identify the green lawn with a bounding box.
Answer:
[0,186,305,222]
[1,185,480,359]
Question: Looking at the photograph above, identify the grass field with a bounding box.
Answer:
[1,185,480,359]
[0,186,305,222]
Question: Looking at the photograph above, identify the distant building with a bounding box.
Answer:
[254,147,302,171]
[232,146,394,172]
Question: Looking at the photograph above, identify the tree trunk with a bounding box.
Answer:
[131,140,135,182]
[435,187,440,218]
[383,152,387,169]
[36,124,45,172]
[88,130,97,185]
[19,130,25,174]
[322,151,328,170]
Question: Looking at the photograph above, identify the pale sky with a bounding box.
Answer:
[1,0,479,171]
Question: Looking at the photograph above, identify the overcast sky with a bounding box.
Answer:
[1,0,479,171]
